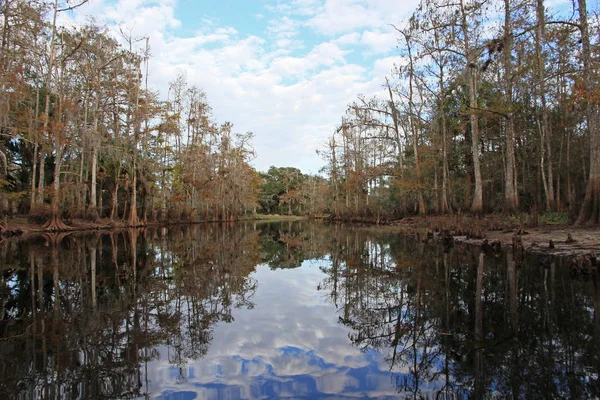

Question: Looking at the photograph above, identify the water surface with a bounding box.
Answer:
[1,221,599,399]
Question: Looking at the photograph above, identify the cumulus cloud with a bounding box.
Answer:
[334,32,361,46]
[267,15,301,39]
[266,0,322,16]
[59,0,420,172]
[305,0,417,36]
[361,29,399,54]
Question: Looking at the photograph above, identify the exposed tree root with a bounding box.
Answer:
[40,231,73,248]
[86,207,100,222]
[127,219,141,228]
[576,179,600,226]
[0,217,24,238]
[42,213,71,231]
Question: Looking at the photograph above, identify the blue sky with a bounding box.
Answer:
[60,0,420,174]
[61,0,575,174]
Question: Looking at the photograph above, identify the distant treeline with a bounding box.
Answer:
[1,0,599,227]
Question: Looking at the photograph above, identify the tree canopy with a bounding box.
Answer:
[0,0,259,226]
[318,0,599,223]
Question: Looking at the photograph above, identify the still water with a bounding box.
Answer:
[1,221,599,399]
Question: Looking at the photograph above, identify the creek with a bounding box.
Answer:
[1,221,599,399]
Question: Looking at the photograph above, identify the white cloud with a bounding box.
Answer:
[269,56,311,78]
[274,38,303,51]
[372,56,402,79]
[104,0,181,34]
[360,28,398,54]
[59,0,421,173]
[304,0,418,36]
[266,0,322,16]
[268,16,301,40]
[306,0,381,35]
[333,32,361,46]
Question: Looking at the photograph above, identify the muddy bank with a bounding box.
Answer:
[388,214,600,258]
[0,215,291,239]
[3,213,598,259]
[453,226,600,257]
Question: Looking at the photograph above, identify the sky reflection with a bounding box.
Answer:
[4,223,597,399]
[141,262,403,399]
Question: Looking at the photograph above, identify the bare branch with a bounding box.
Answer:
[57,0,90,12]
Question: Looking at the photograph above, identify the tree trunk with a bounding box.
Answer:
[440,96,452,214]
[30,88,41,210]
[468,70,483,214]
[429,25,453,214]
[536,0,555,211]
[31,138,38,206]
[460,0,483,214]
[43,149,68,230]
[110,171,119,220]
[42,0,68,230]
[403,33,426,215]
[576,0,600,225]
[37,153,45,204]
[89,144,98,219]
[129,155,138,225]
[386,78,407,216]
[503,0,519,213]
[89,88,100,221]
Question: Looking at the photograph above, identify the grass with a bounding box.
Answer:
[539,211,568,225]
[505,211,568,226]
[250,214,309,222]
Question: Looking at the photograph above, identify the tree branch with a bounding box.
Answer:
[465,105,509,119]
[57,0,90,12]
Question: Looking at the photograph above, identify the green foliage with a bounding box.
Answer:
[258,166,307,215]
[539,211,568,225]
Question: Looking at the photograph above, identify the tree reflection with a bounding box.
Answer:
[319,230,600,399]
[258,220,331,269]
[0,224,258,399]
[2,222,600,398]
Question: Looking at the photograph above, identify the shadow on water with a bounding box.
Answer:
[0,221,599,399]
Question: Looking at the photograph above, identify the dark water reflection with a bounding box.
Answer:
[1,221,599,399]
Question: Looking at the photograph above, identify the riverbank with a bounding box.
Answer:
[0,214,309,238]
[387,214,600,258]
[2,213,598,258]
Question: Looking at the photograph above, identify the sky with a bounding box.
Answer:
[59,0,578,175]
[59,0,421,174]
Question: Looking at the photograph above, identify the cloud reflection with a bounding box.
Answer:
[142,263,401,399]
